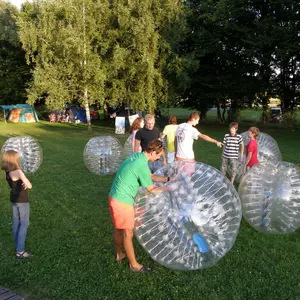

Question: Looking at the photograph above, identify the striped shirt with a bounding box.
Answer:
[222,134,243,159]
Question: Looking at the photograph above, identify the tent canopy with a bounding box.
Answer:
[0,104,33,110]
[1,104,39,123]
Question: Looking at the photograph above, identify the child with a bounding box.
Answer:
[243,126,260,174]
[161,115,178,163]
[221,122,244,184]
[130,117,144,152]
[1,150,32,259]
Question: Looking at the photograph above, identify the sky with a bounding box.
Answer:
[7,0,31,9]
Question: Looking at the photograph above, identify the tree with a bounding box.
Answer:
[0,1,31,105]
[102,0,183,113]
[18,0,182,128]
[171,0,300,122]
[18,0,110,130]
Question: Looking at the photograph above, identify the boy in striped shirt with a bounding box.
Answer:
[221,122,244,184]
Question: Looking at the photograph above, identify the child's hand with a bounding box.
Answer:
[216,141,223,148]
[22,183,28,190]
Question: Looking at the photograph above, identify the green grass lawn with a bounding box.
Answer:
[161,107,300,124]
[0,120,300,300]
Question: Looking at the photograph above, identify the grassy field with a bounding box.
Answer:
[161,107,300,124]
[0,119,300,300]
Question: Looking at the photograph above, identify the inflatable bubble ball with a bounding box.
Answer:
[134,161,242,270]
[238,161,300,234]
[123,135,133,158]
[241,131,281,161]
[1,136,43,173]
[83,136,123,175]
[228,132,281,183]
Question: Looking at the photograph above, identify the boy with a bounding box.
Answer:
[175,112,222,161]
[243,126,260,174]
[109,140,168,273]
[221,122,244,184]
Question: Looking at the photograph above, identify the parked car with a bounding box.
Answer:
[270,108,283,122]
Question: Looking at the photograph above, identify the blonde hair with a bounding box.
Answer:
[1,150,20,172]
[249,127,260,138]
[144,114,155,123]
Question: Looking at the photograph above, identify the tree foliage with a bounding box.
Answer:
[18,0,182,126]
[174,0,300,122]
[0,1,31,105]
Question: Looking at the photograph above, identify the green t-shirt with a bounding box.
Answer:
[109,152,153,205]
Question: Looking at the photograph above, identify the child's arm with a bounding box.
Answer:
[240,144,244,162]
[222,135,226,156]
[160,132,166,140]
[243,152,252,174]
[16,169,32,189]
[134,139,141,152]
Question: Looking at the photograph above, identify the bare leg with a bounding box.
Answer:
[123,228,142,270]
[231,175,236,184]
[113,229,126,261]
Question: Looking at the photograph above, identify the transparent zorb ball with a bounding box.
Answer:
[123,135,133,158]
[83,136,123,175]
[1,136,43,173]
[238,161,300,234]
[228,132,281,183]
[134,161,242,270]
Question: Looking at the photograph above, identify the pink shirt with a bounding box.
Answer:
[247,140,259,167]
[132,130,142,152]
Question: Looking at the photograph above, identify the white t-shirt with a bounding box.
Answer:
[176,123,200,159]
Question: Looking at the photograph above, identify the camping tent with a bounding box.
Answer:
[1,104,39,123]
[67,105,89,123]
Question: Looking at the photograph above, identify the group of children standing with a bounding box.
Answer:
[129,113,259,185]
[221,123,260,183]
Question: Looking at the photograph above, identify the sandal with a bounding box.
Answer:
[130,265,153,273]
[16,251,32,259]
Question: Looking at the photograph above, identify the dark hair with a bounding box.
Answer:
[146,140,164,154]
[188,112,200,121]
[1,150,20,172]
[249,126,260,138]
[130,117,144,134]
[230,122,238,129]
[169,115,177,125]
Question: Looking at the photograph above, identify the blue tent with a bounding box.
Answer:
[0,104,39,123]
[68,105,89,123]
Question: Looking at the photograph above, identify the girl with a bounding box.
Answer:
[130,117,144,152]
[1,150,32,259]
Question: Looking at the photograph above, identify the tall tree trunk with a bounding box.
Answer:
[84,87,92,131]
[82,1,91,131]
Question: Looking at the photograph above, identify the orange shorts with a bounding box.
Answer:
[175,157,196,176]
[108,196,134,229]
